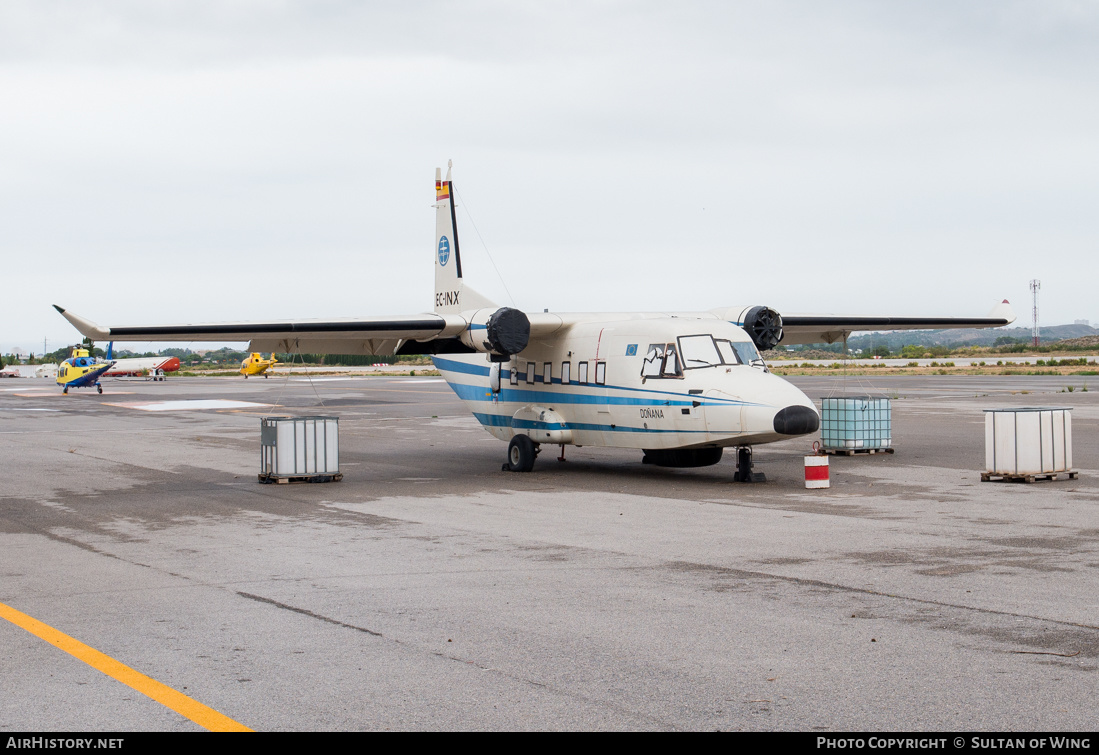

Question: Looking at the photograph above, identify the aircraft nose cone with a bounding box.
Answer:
[773,405,820,435]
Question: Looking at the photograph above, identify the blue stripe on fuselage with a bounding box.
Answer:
[471,412,724,435]
[432,356,763,408]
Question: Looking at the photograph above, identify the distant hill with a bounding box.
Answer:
[803,324,1099,352]
[1056,335,1099,348]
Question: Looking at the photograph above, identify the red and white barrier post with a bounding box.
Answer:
[805,455,830,489]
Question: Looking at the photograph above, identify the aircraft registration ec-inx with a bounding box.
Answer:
[55,163,1015,480]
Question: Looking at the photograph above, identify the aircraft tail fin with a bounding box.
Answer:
[434,162,494,314]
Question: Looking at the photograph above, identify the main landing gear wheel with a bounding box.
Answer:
[503,435,538,472]
[63,386,68,395]
[97,385,103,394]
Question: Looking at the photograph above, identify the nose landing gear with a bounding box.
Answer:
[733,446,766,483]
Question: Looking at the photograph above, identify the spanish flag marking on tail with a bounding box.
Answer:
[436,180,450,200]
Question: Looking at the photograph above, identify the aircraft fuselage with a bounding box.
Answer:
[433,316,818,452]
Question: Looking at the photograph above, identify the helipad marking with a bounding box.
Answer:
[112,399,268,412]
[0,600,251,732]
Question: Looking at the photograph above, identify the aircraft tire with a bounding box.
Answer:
[97,385,103,394]
[506,435,537,473]
[63,386,68,395]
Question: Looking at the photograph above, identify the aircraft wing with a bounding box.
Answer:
[776,300,1017,345]
[53,305,469,356]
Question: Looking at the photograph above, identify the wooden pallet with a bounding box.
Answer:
[981,471,1078,483]
[258,472,343,484]
[819,447,895,456]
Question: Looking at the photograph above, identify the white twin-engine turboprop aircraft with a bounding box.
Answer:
[55,164,1015,480]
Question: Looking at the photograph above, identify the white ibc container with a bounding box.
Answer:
[261,416,340,478]
[984,407,1072,476]
[820,396,892,450]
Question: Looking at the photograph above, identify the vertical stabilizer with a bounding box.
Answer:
[434,162,495,314]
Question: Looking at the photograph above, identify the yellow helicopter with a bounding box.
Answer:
[56,346,114,395]
[240,352,278,378]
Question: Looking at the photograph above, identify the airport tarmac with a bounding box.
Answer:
[1,373,1097,731]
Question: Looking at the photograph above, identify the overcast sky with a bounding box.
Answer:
[4,1,1097,354]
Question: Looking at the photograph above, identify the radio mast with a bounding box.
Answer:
[1029,279,1040,347]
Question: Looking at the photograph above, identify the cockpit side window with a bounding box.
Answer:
[641,342,684,379]
[662,344,681,377]
[733,341,762,366]
[641,344,665,378]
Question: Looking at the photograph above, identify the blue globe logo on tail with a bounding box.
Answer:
[438,236,450,266]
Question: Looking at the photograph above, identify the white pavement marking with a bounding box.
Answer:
[111,399,269,412]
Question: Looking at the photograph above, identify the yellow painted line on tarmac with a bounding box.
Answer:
[0,600,252,732]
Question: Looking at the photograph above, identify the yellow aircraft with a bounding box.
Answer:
[57,346,114,395]
[240,352,278,378]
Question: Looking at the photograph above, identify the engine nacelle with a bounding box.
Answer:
[458,307,531,358]
[729,305,784,351]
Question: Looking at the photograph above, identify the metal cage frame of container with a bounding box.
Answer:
[983,407,1074,481]
[819,396,892,451]
[260,415,341,483]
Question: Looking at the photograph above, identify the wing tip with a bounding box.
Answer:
[989,299,1017,325]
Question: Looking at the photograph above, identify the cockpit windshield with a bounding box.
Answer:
[640,334,765,378]
[678,334,763,370]
[679,335,723,369]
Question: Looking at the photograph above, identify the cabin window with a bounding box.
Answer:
[525,362,534,384]
[595,361,606,385]
[510,364,519,385]
[543,362,552,385]
[578,361,589,385]
[560,362,571,385]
